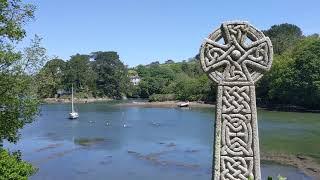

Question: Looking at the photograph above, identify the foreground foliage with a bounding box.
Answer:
[0,149,36,180]
[1,0,41,179]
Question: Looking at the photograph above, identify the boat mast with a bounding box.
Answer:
[71,84,74,113]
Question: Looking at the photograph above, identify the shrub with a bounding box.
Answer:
[148,94,176,102]
[0,149,36,180]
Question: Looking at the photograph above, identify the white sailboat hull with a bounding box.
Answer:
[69,85,79,119]
[69,112,79,119]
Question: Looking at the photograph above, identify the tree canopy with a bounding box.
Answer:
[35,22,320,110]
[0,0,40,178]
[38,51,129,99]
[263,23,303,54]
[265,37,320,108]
[93,51,129,98]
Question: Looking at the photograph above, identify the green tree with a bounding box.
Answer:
[259,53,296,105]
[181,60,191,75]
[262,36,320,109]
[64,54,96,96]
[263,23,303,54]
[92,51,129,98]
[138,80,150,98]
[0,0,39,178]
[173,73,214,101]
[127,83,141,98]
[165,62,183,73]
[0,149,36,180]
[128,69,138,76]
[136,64,176,97]
[0,0,38,144]
[136,65,150,77]
[149,65,175,80]
[174,73,196,100]
[37,58,66,98]
[135,57,215,101]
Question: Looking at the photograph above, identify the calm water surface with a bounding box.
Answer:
[4,102,318,180]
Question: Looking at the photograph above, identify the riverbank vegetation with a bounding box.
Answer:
[1,0,319,179]
[37,51,129,99]
[37,24,320,110]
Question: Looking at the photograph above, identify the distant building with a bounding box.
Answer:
[130,75,141,85]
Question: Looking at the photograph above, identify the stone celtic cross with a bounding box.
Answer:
[199,21,273,180]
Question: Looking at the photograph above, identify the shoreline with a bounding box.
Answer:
[119,101,320,113]
[261,152,320,179]
[119,101,320,178]
[42,97,112,104]
[42,98,216,108]
[40,99,319,178]
[117,101,215,108]
[42,98,320,112]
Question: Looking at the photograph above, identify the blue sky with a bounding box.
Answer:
[24,0,320,67]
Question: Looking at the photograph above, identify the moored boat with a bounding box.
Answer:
[69,85,79,119]
[178,101,189,107]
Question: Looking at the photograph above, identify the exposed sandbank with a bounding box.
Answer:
[261,152,320,179]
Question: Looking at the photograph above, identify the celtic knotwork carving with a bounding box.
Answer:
[222,86,251,114]
[221,156,254,180]
[200,21,273,180]
[200,21,273,83]
[221,114,253,156]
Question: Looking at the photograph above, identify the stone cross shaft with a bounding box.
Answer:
[200,21,273,180]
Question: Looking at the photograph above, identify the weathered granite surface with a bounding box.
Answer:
[199,21,273,180]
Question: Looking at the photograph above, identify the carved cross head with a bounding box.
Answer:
[200,21,273,84]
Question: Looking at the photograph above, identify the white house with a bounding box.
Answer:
[130,75,141,85]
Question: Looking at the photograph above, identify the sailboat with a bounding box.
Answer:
[69,85,79,119]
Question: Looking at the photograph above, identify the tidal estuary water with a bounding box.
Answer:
[4,102,319,180]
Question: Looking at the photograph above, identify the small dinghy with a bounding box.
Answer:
[178,101,189,107]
